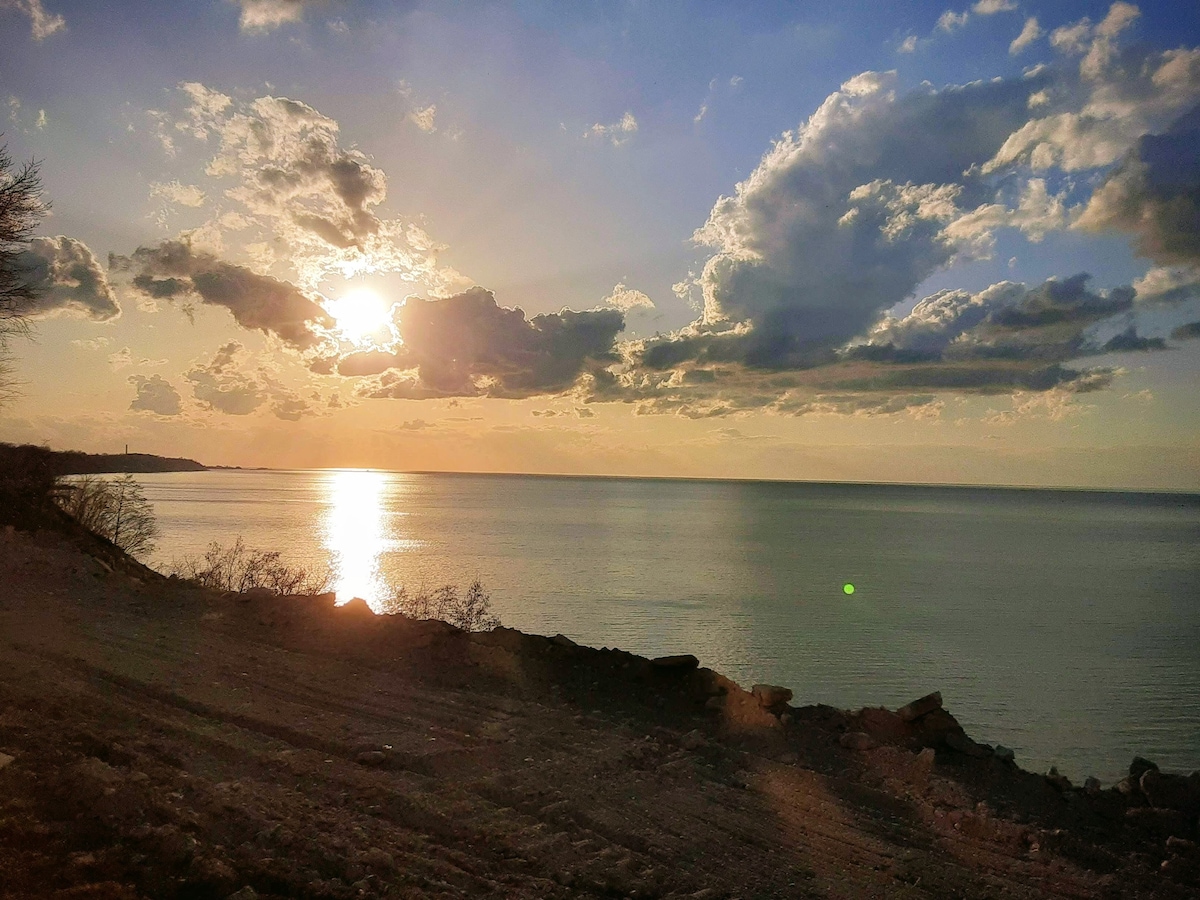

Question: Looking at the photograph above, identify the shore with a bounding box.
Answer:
[1,526,1197,899]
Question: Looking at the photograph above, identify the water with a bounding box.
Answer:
[136,469,1200,783]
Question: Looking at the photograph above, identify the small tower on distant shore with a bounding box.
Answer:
[125,444,129,456]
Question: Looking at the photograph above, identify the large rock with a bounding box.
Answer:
[840,732,877,751]
[1141,769,1200,815]
[944,731,991,758]
[650,654,699,671]
[1130,756,1159,779]
[896,691,942,722]
[750,684,792,711]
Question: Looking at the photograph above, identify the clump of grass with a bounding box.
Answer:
[390,580,500,632]
[172,536,332,596]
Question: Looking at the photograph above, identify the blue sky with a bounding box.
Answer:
[2,0,1199,488]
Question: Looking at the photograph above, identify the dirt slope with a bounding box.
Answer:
[0,527,1196,899]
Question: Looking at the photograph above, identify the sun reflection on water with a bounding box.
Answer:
[322,469,394,610]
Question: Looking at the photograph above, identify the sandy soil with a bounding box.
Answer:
[1,526,1197,899]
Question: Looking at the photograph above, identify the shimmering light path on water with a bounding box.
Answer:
[140,470,1200,783]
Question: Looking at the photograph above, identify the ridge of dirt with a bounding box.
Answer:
[1,526,1197,899]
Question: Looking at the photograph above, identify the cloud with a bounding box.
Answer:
[586,111,638,146]
[0,0,64,41]
[150,180,207,208]
[936,10,969,33]
[972,0,1016,13]
[159,83,468,293]
[1075,104,1200,267]
[113,238,334,348]
[13,236,120,321]
[184,340,315,419]
[128,375,183,416]
[230,0,315,31]
[108,348,133,370]
[1171,321,1200,340]
[347,287,626,400]
[685,70,1037,370]
[1010,17,1043,54]
[602,283,655,313]
[898,35,919,54]
[407,104,437,133]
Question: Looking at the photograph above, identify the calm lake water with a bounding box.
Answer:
[136,469,1200,783]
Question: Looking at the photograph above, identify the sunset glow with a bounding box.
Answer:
[325,288,395,347]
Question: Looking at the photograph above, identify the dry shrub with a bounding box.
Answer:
[54,474,158,559]
[391,580,499,632]
[173,536,331,596]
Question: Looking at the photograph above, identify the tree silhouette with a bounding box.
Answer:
[56,474,160,560]
[0,139,45,405]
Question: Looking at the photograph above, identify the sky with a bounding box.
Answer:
[1,0,1199,489]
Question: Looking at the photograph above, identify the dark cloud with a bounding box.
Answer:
[1100,327,1167,353]
[1077,104,1200,267]
[341,287,625,400]
[186,341,266,416]
[128,374,183,416]
[13,236,119,321]
[114,239,333,347]
[1170,321,1200,340]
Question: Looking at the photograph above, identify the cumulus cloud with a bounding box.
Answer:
[230,0,315,31]
[113,238,334,348]
[150,180,207,208]
[684,70,1036,369]
[937,11,969,33]
[185,340,314,419]
[972,0,1016,13]
[586,111,638,146]
[0,0,64,41]
[602,283,655,313]
[1010,17,1043,54]
[13,236,120,321]
[158,83,469,293]
[1075,104,1200,267]
[346,287,625,400]
[128,375,183,416]
[407,104,437,133]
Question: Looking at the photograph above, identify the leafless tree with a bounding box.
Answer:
[56,474,160,560]
[173,536,332,595]
[0,139,46,405]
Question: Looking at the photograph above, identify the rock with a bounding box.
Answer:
[1125,806,1189,835]
[751,684,793,710]
[1084,776,1102,793]
[551,634,577,648]
[1166,835,1198,855]
[355,750,388,767]
[358,847,395,871]
[896,691,943,722]
[779,712,793,726]
[679,730,706,751]
[1130,756,1159,779]
[839,731,877,751]
[993,745,1015,763]
[704,695,724,711]
[944,731,991,758]
[1045,766,1072,792]
[242,586,275,600]
[226,889,259,900]
[1115,775,1139,796]
[339,596,376,617]
[190,857,238,892]
[1140,769,1200,814]
[650,654,699,671]
[915,747,937,770]
[0,752,14,771]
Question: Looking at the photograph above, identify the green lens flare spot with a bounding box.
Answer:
[843,583,855,595]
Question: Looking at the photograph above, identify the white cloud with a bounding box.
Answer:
[407,104,437,133]
[693,102,708,124]
[937,10,969,32]
[972,0,1016,14]
[1010,17,1043,55]
[585,111,638,146]
[230,0,313,32]
[150,180,207,208]
[0,0,65,41]
[602,283,655,313]
[898,35,919,53]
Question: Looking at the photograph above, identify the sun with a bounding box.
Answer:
[325,288,394,347]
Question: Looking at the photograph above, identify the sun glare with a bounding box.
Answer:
[325,288,394,346]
